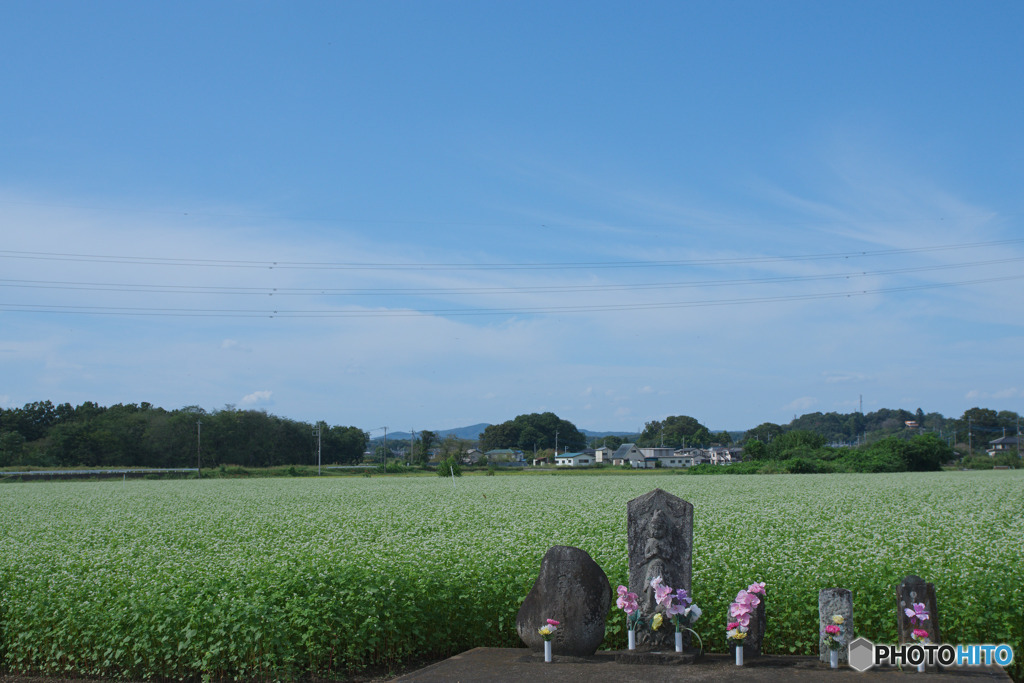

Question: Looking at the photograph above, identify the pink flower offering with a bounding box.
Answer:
[655,583,674,609]
[547,619,560,626]
[913,628,929,640]
[825,624,841,635]
[747,582,766,596]
[617,591,639,614]
[905,603,929,622]
[727,621,739,631]
[738,590,761,609]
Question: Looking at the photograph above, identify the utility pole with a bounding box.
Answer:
[554,429,559,456]
[382,426,388,471]
[313,423,322,475]
[196,419,202,478]
[968,416,972,456]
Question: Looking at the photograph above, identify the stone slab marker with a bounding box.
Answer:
[627,488,692,651]
[819,587,854,663]
[729,597,766,658]
[897,575,941,646]
[516,545,611,657]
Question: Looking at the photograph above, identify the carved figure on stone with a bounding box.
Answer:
[641,510,673,614]
[627,489,693,651]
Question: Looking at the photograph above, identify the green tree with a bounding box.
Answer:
[766,430,827,460]
[743,422,784,444]
[601,435,628,451]
[743,439,767,461]
[480,413,584,452]
[955,407,1001,453]
[414,430,437,465]
[324,425,367,465]
[438,434,467,460]
[638,415,710,448]
[0,430,27,466]
[479,422,517,451]
[436,455,462,477]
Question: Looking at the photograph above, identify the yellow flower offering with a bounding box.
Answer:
[832,615,844,625]
[652,613,663,630]
[538,625,553,637]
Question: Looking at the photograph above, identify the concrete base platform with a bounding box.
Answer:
[394,647,1012,682]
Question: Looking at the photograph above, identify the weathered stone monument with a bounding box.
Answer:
[819,587,854,663]
[897,574,941,646]
[627,488,692,651]
[516,545,611,657]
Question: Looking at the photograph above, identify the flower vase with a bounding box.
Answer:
[735,644,744,666]
[544,640,552,662]
[917,662,925,673]
[628,630,636,650]
[675,631,683,653]
[830,649,839,669]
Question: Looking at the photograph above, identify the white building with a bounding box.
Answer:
[555,452,595,467]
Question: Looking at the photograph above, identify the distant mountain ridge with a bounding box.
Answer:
[377,423,492,441]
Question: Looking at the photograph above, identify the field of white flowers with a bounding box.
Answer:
[1,471,1021,680]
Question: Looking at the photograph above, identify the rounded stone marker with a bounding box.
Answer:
[516,545,611,657]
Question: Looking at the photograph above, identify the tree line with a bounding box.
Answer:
[0,401,366,469]
[743,406,1020,448]
[2,400,1018,471]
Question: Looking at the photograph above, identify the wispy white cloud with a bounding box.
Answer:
[784,397,818,412]
[241,390,272,405]
[966,388,1021,400]
[825,372,867,383]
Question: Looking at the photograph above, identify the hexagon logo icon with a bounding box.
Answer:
[848,637,875,672]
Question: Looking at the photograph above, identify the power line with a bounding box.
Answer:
[2,272,1022,317]
[1,255,1022,297]
[1,238,1022,271]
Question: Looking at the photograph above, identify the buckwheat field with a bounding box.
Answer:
[1,471,1021,680]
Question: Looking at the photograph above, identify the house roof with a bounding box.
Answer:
[988,436,1020,445]
[612,443,638,459]
[556,452,590,459]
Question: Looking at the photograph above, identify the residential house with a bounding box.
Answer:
[555,452,595,467]
[987,436,1020,457]
[707,446,735,465]
[484,448,520,462]
[611,443,654,468]
[594,445,615,463]
[462,448,485,465]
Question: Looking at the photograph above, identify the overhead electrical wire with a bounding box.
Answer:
[0,255,1021,296]
[0,237,1022,271]
[2,273,1022,318]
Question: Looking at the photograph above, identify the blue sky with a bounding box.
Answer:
[1,1,1022,433]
